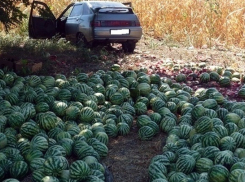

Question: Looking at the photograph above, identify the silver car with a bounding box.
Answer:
[28,1,142,52]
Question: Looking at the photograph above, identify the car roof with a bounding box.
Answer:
[74,1,125,8]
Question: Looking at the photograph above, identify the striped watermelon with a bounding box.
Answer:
[35,102,50,113]
[79,107,95,123]
[208,165,229,182]
[203,109,217,118]
[117,122,130,136]
[201,131,220,147]
[94,131,109,145]
[229,169,245,182]
[30,135,49,152]
[138,126,154,140]
[57,88,72,101]
[76,73,89,82]
[150,74,161,84]
[41,176,59,182]
[175,73,186,82]
[137,83,151,96]
[89,139,108,158]
[230,132,244,148]
[219,134,237,153]
[225,122,238,135]
[4,93,19,105]
[7,111,25,129]
[104,124,118,137]
[219,76,231,87]
[29,157,45,172]
[202,146,220,160]
[194,116,213,134]
[2,179,20,182]
[238,88,245,98]
[168,172,187,182]
[9,161,28,180]
[109,92,124,105]
[79,129,93,139]
[136,115,151,128]
[43,156,69,177]
[117,113,134,127]
[160,116,176,133]
[57,138,73,156]
[214,150,233,167]
[195,157,213,173]
[212,125,228,138]
[202,99,218,110]
[150,98,166,112]
[176,154,196,174]
[223,70,232,78]
[209,71,220,81]
[230,162,245,171]
[36,111,60,131]
[148,161,167,180]
[28,75,41,87]
[137,75,150,84]
[149,112,162,125]
[0,133,7,149]
[134,102,147,115]
[76,145,100,160]
[199,72,210,83]
[232,109,245,118]
[179,124,192,139]
[24,148,43,164]
[3,73,14,86]
[223,112,241,125]
[191,105,205,120]
[44,145,67,158]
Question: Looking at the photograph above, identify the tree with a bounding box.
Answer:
[0,0,29,32]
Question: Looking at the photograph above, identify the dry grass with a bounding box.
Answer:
[9,0,245,48]
[34,0,245,48]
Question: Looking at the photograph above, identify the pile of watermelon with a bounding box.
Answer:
[147,67,245,181]
[0,63,245,182]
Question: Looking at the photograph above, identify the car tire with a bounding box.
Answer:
[122,41,136,53]
[76,32,87,46]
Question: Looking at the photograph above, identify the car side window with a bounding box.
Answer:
[83,4,92,15]
[70,4,83,17]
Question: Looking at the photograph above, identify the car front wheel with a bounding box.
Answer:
[122,41,136,53]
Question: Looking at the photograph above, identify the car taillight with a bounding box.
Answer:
[136,21,141,26]
[92,20,140,27]
[91,21,101,27]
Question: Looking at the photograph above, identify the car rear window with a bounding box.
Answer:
[89,2,132,14]
[89,2,125,8]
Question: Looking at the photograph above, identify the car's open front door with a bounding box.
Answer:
[29,1,56,39]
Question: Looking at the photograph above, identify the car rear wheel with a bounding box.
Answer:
[76,32,87,46]
[122,41,136,53]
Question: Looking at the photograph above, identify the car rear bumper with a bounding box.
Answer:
[93,27,142,42]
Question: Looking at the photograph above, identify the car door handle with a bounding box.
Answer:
[76,18,84,21]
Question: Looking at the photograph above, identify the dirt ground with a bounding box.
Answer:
[12,36,245,182]
[101,121,166,182]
